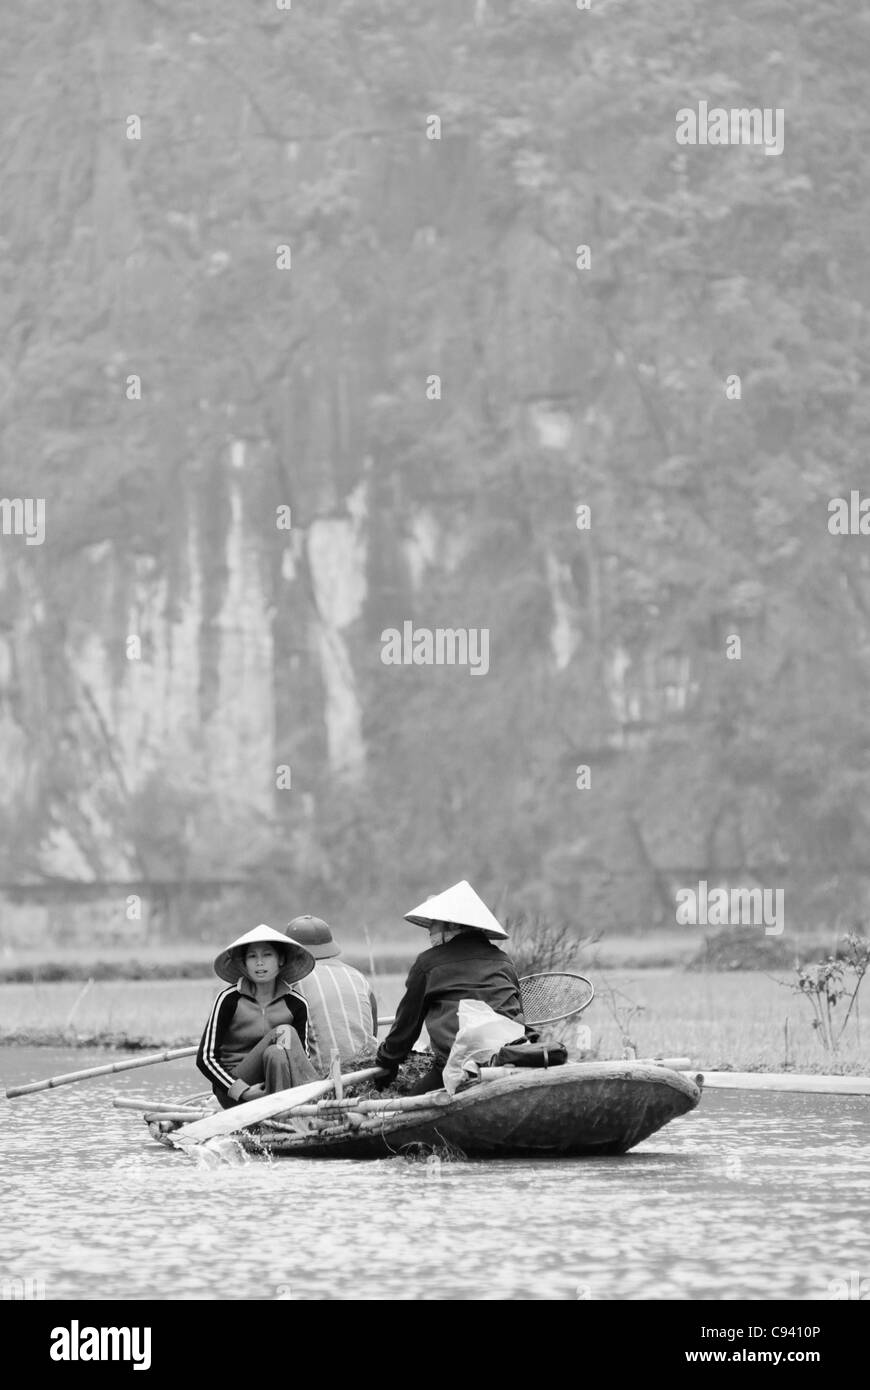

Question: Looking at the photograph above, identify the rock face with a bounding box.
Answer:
[2,3,863,944]
[0,449,270,927]
[0,432,818,944]
[0,437,379,941]
[307,477,368,782]
[2,418,614,939]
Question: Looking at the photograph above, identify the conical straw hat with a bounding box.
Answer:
[404,881,508,939]
[213,924,315,985]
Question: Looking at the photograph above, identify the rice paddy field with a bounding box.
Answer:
[0,929,725,981]
[1,969,866,1074]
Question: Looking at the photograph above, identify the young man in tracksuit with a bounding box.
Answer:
[197,924,318,1108]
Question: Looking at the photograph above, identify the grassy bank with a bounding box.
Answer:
[1,970,867,1074]
[1,927,840,981]
[0,942,417,983]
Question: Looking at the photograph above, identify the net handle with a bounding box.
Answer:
[518,971,595,1026]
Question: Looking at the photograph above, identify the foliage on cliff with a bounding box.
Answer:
[1,0,868,936]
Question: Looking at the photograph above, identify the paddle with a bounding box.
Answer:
[5,1045,198,1098]
[174,1066,385,1145]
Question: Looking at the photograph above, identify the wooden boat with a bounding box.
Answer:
[146,1062,701,1159]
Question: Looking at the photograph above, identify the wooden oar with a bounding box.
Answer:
[174,1066,385,1145]
[5,1045,198,1098]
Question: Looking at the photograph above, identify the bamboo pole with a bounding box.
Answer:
[280,1096,448,1117]
[5,1046,199,1098]
[689,1070,870,1095]
[111,1095,208,1117]
[144,1110,209,1123]
[113,1096,202,1113]
[112,1097,208,1117]
[64,976,95,1028]
[633,1057,691,1069]
[350,1092,453,1113]
[330,1050,343,1099]
[287,1099,364,1115]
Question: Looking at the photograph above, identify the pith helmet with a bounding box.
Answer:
[404,881,508,939]
[286,914,340,960]
[213,924,315,985]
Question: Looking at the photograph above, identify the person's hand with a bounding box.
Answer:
[240,1084,266,1102]
[272,1025,295,1048]
[373,1066,398,1092]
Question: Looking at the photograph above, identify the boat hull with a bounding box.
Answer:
[236,1063,701,1159]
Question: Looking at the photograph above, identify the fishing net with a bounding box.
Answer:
[520,972,594,1025]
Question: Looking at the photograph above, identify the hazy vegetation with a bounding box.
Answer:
[1,2,868,938]
[4,971,868,1074]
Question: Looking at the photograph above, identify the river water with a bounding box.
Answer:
[1,1047,868,1301]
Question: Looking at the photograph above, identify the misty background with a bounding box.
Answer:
[1,0,868,952]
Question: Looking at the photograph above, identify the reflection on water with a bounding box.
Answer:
[1,1048,868,1300]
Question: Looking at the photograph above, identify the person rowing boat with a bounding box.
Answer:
[375,881,527,1094]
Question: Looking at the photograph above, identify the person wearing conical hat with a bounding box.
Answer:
[196,924,319,1108]
[375,881,526,1095]
[285,915,379,1069]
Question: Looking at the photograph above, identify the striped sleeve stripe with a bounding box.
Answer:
[289,989,310,1054]
[334,964,375,1046]
[353,965,375,1034]
[313,972,340,1057]
[340,963,368,1032]
[332,967,355,1049]
[200,988,237,1089]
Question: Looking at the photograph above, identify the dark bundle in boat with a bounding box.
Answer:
[342,1048,435,1097]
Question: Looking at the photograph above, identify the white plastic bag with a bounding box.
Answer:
[442,999,525,1095]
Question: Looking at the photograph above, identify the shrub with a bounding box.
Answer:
[780,931,870,1053]
[686,927,796,972]
[503,913,593,977]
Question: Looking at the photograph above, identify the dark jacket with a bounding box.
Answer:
[196,978,311,1106]
[376,932,526,1068]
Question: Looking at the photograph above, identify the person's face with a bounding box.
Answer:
[244,944,282,983]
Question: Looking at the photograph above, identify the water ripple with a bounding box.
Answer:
[1,1048,868,1300]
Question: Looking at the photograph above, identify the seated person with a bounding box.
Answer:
[196,924,318,1108]
[285,914,378,1070]
[375,881,526,1094]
